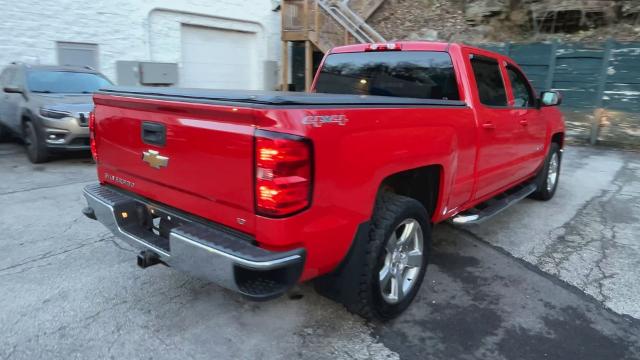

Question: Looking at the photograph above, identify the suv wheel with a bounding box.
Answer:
[0,124,9,142]
[530,143,561,201]
[349,192,431,320]
[23,120,49,163]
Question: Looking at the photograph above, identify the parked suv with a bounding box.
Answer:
[0,63,112,163]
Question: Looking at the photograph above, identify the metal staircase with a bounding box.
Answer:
[281,0,386,90]
[345,0,387,20]
[320,1,385,46]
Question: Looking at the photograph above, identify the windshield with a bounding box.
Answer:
[314,51,460,100]
[26,70,112,94]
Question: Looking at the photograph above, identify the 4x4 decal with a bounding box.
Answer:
[302,114,349,127]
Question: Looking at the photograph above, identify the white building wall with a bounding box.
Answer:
[0,0,281,89]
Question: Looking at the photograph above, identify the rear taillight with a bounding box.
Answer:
[255,130,312,217]
[89,111,97,161]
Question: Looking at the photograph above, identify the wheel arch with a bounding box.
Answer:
[376,164,443,221]
[551,132,564,148]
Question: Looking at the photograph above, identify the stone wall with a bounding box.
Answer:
[367,0,640,42]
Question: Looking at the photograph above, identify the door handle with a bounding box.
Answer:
[519,120,529,126]
[482,122,495,129]
[141,121,166,146]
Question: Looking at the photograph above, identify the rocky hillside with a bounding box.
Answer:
[367,0,640,43]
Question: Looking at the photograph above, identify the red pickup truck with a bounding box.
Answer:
[82,41,564,319]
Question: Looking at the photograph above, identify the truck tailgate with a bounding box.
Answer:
[93,94,257,234]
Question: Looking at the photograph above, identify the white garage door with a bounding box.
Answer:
[180,25,257,90]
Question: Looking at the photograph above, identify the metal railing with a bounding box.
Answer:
[319,0,386,43]
[282,0,386,52]
[343,0,387,20]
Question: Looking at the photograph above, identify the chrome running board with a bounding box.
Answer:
[451,183,537,225]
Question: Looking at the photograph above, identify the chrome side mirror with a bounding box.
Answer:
[540,91,562,107]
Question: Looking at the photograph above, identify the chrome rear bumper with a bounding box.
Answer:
[82,184,304,300]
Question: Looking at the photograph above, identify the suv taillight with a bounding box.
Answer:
[89,111,97,161]
[255,130,312,217]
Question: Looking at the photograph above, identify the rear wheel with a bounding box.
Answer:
[349,192,431,320]
[378,218,425,305]
[530,143,561,201]
[23,120,49,163]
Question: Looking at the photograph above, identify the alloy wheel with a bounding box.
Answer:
[379,219,424,304]
[547,152,559,192]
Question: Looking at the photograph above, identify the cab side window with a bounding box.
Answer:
[470,55,508,107]
[507,65,535,108]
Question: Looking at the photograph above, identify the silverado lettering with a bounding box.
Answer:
[103,173,135,188]
[82,42,565,320]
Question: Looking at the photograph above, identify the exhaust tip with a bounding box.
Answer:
[82,206,97,220]
[137,250,161,269]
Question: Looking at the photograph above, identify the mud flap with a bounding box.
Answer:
[313,221,371,308]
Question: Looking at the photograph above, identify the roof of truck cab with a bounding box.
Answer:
[330,41,454,54]
[329,41,520,70]
[330,41,500,57]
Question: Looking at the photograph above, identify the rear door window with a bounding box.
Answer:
[314,51,460,100]
[470,55,508,107]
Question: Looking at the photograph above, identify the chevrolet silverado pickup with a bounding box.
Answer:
[82,42,565,320]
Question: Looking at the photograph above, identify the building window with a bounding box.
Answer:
[57,42,99,70]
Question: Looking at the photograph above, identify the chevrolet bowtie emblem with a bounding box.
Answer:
[142,150,169,169]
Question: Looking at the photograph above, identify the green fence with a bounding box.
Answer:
[480,40,640,149]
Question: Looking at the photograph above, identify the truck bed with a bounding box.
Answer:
[97,86,467,107]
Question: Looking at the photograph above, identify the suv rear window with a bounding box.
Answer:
[314,51,460,100]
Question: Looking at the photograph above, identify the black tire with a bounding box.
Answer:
[530,143,561,201]
[349,192,431,320]
[23,120,49,163]
[0,123,11,142]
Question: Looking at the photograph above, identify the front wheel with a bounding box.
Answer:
[530,143,561,201]
[23,120,49,163]
[349,192,431,320]
[0,123,11,142]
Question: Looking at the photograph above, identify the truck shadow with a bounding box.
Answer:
[372,223,640,360]
[48,150,94,163]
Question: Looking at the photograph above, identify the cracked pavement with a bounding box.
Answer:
[0,143,638,359]
[466,146,640,319]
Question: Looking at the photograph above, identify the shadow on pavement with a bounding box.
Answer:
[0,140,93,163]
[375,224,640,360]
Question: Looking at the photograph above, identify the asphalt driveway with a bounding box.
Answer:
[0,143,638,359]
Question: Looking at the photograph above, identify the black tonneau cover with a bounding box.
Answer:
[97,86,467,107]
